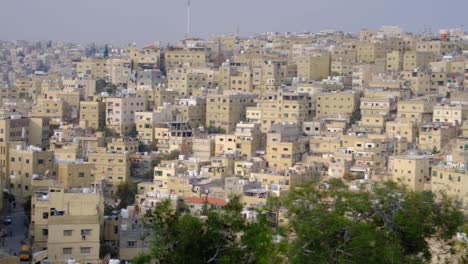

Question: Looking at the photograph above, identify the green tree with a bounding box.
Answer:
[103,44,109,59]
[115,181,136,209]
[135,197,283,264]
[285,179,464,263]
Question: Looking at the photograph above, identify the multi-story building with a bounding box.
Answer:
[296,53,331,81]
[88,150,130,195]
[389,150,432,191]
[315,91,360,118]
[433,104,468,125]
[174,97,206,129]
[164,47,207,70]
[206,92,256,133]
[30,185,104,263]
[106,96,146,136]
[167,69,208,96]
[9,145,54,198]
[127,45,161,68]
[73,58,109,80]
[80,100,106,130]
[397,97,435,124]
[265,123,308,171]
[154,121,193,154]
[418,124,458,152]
[432,165,468,209]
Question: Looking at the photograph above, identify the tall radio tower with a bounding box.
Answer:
[186,0,191,38]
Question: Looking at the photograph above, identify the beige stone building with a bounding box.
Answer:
[386,121,418,143]
[174,97,206,129]
[389,151,432,191]
[73,59,109,80]
[403,51,434,71]
[433,104,468,125]
[106,96,146,136]
[397,97,435,124]
[164,47,207,70]
[432,166,468,209]
[247,89,310,132]
[206,92,256,133]
[418,124,458,152]
[316,91,359,118]
[167,68,208,96]
[88,151,130,195]
[127,45,161,68]
[265,123,308,171]
[9,145,54,198]
[80,100,106,130]
[30,186,104,264]
[296,53,331,81]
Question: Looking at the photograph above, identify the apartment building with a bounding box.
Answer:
[30,186,104,263]
[386,51,403,71]
[316,91,360,118]
[9,145,54,198]
[131,69,164,91]
[265,123,308,171]
[386,121,418,143]
[80,100,106,130]
[154,121,193,154]
[206,92,256,133]
[88,151,130,195]
[106,96,146,136]
[403,51,434,71]
[107,58,131,86]
[234,122,264,157]
[433,104,468,125]
[397,98,435,124]
[418,124,458,152]
[174,97,206,129]
[73,59,109,80]
[432,165,468,208]
[56,161,96,189]
[127,45,161,68]
[389,150,432,191]
[164,47,207,70]
[32,98,72,123]
[167,68,207,96]
[136,87,178,110]
[296,52,331,81]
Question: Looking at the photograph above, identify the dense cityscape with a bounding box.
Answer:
[0,22,468,264]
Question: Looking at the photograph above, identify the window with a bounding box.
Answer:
[128,241,136,248]
[38,159,44,165]
[63,230,73,236]
[63,248,72,254]
[42,229,48,236]
[80,247,91,254]
[81,229,92,236]
[42,212,48,219]
[78,173,85,178]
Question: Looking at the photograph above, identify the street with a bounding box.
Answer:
[0,200,29,258]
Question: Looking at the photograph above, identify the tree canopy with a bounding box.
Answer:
[135,180,464,263]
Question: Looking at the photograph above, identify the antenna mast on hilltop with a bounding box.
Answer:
[186,0,191,38]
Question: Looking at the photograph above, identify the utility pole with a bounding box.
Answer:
[186,0,191,38]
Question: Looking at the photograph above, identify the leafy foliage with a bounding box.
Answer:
[115,181,137,209]
[285,179,464,263]
[135,197,283,264]
[134,180,464,264]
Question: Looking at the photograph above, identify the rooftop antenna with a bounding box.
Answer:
[186,0,191,38]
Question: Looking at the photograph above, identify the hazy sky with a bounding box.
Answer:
[0,0,467,45]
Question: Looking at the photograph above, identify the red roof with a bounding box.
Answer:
[184,197,227,206]
[144,45,159,50]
